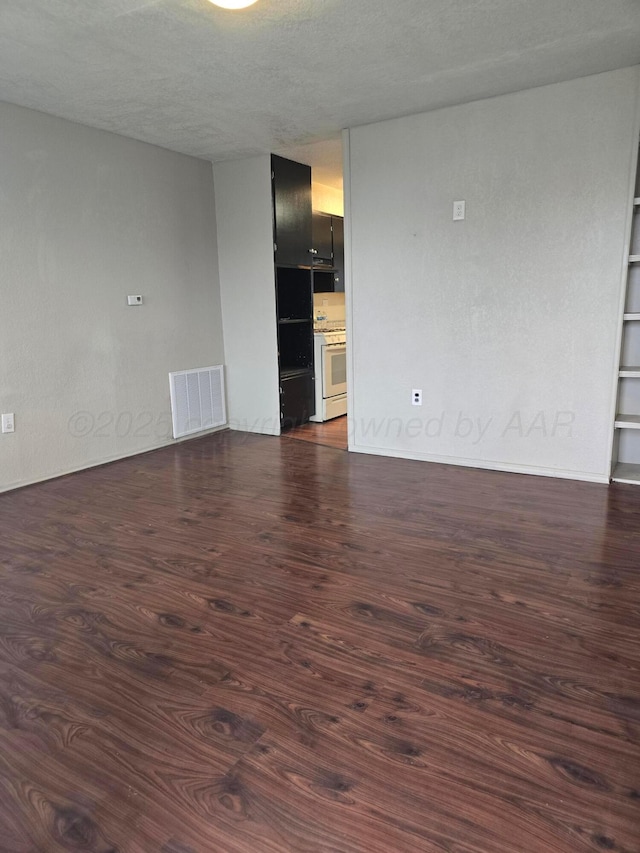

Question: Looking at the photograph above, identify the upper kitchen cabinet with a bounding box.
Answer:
[311,213,345,293]
[312,212,333,265]
[332,215,344,293]
[272,155,312,267]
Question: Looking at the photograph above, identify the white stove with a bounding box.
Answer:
[310,326,347,422]
[315,328,346,344]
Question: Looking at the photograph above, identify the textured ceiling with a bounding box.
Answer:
[1,0,639,188]
[276,137,343,190]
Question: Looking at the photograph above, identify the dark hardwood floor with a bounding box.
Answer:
[1,430,639,852]
[281,416,348,450]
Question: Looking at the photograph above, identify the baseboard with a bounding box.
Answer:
[228,423,281,437]
[0,425,229,495]
[347,443,610,485]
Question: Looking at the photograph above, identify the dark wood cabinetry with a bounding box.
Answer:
[276,268,313,376]
[271,156,315,430]
[272,155,312,268]
[312,270,335,293]
[275,266,312,321]
[312,213,344,293]
[332,215,344,293]
[312,212,333,265]
[280,371,315,429]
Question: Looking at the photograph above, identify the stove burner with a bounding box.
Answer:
[314,323,346,333]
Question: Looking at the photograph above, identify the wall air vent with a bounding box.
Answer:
[169,365,226,439]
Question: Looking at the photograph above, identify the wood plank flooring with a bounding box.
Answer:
[1,430,639,852]
[281,416,348,450]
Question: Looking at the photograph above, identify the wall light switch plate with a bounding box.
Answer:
[453,200,466,221]
[127,295,143,306]
[2,413,15,433]
[412,389,422,406]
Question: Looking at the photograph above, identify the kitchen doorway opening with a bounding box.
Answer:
[276,136,347,449]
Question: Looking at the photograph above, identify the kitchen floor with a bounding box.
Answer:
[282,414,348,450]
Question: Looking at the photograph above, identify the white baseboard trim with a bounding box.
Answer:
[0,425,229,495]
[347,443,610,485]
[228,423,281,437]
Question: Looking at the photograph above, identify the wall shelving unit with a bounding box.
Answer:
[611,151,640,483]
[272,155,315,429]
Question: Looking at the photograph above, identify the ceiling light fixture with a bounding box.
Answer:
[207,0,259,8]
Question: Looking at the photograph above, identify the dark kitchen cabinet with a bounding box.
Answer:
[276,267,312,321]
[312,211,333,265]
[280,372,315,429]
[312,270,335,294]
[278,320,313,373]
[272,155,312,268]
[271,157,314,430]
[332,215,344,293]
[311,214,344,293]
[276,267,314,375]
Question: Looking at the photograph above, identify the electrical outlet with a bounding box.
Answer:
[453,200,466,221]
[412,389,422,406]
[1,413,15,433]
[127,295,143,306]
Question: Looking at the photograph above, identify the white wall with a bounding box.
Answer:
[314,292,346,325]
[313,182,344,217]
[213,156,281,436]
[346,67,640,482]
[0,102,224,492]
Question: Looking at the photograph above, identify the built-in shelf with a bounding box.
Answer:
[614,414,640,429]
[280,367,313,380]
[612,462,640,484]
[611,145,640,484]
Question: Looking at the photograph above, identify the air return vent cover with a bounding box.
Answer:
[169,365,226,439]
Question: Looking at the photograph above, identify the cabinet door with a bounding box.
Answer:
[312,212,333,263]
[272,155,312,267]
[331,215,344,292]
[280,372,314,429]
[313,270,334,293]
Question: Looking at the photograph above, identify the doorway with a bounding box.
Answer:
[276,136,347,450]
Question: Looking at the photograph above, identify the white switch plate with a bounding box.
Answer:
[127,295,143,306]
[1,413,15,433]
[412,389,422,406]
[453,200,466,220]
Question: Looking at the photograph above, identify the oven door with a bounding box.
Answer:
[322,343,347,399]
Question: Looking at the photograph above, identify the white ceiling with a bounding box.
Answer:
[1,0,639,189]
